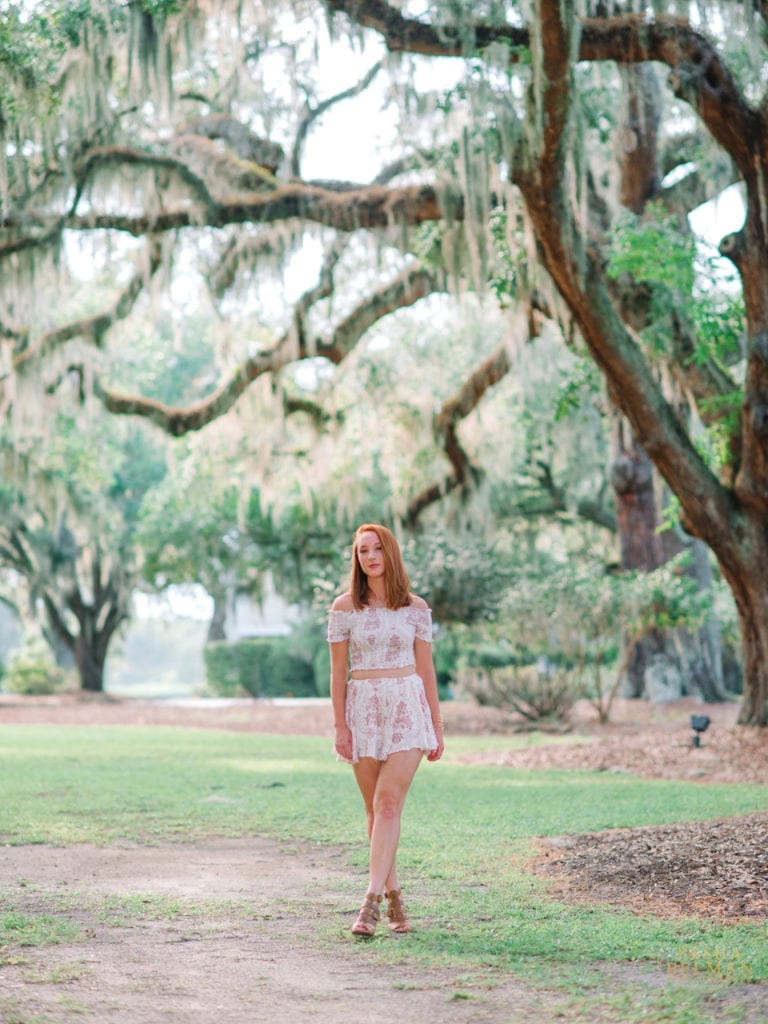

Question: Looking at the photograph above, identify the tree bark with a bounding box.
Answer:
[207,591,228,643]
[611,435,663,572]
[40,555,129,693]
[73,630,110,693]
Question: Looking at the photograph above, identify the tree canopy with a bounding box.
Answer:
[2,0,768,722]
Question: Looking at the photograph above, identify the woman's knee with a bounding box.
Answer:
[373,788,403,821]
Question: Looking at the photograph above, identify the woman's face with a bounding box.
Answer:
[356,530,386,580]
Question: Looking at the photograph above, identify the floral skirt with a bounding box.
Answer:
[340,673,438,764]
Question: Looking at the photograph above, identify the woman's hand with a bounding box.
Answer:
[334,723,353,762]
[427,727,444,762]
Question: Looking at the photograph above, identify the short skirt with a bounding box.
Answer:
[340,673,438,764]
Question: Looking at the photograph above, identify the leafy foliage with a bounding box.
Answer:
[204,636,317,698]
[2,637,67,695]
[0,417,166,689]
[460,553,720,721]
[404,528,515,625]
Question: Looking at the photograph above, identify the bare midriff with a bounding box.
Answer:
[349,665,417,680]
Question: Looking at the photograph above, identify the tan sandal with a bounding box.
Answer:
[351,893,381,938]
[384,889,411,933]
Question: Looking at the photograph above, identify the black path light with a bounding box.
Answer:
[690,714,711,748]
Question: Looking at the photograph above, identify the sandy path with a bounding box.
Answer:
[1,837,567,1024]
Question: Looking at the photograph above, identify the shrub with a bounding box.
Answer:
[3,640,67,696]
[313,642,331,697]
[204,637,317,698]
[463,663,578,724]
[264,642,316,697]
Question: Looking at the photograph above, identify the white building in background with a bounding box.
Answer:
[106,573,298,698]
[224,571,299,639]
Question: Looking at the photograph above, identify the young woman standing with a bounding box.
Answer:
[327,523,444,938]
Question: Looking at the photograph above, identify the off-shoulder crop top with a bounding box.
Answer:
[327,605,433,672]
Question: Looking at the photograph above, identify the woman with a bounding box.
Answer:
[328,523,444,938]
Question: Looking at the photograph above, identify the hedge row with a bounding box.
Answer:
[204,636,322,698]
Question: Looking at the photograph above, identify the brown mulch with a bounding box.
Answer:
[2,692,768,924]
[532,813,768,923]
[450,698,768,924]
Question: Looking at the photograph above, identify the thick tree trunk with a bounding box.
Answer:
[74,631,109,693]
[721,552,768,725]
[610,63,727,703]
[207,591,228,642]
[511,0,768,721]
[611,434,727,702]
[43,557,130,693]
[735,605,768,725]
[611,435,663,572]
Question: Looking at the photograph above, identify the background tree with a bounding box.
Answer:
[0,418,165,691]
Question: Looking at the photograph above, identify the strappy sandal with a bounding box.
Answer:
[351,892,381,938]
[384,889,411,934]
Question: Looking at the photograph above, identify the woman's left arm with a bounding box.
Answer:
[415,637,444,762]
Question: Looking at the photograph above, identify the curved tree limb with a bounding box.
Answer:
[291,61,383,177]
[327,3,758,180]
[1,180,456,255]
[316,264,440,362]
[579,15,759,179]
[324,0,529,56]
[93,261,441,434]
[71,145,218,217]
[14,239,164,370]
[405,341,511,527]
[533,459,616,532]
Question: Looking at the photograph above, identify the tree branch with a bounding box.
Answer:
[327,3,758,181]
[93,261,440,434]
[579,15,759,179]
[324,0,529,57]
[71,145,218,216]
[291,61,383,177]
[14,239,163,370]
[1,180,456,255]
[405,341,511,526]
[532,459,616,531]
[316,264,441,362]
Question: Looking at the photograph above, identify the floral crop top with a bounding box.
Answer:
[327,605,433,672]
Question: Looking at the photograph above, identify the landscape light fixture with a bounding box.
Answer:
[690,714,711,748]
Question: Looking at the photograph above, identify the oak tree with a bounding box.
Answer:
[2,1,768,722]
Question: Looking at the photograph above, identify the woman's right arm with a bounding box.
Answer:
[330,639,353,761]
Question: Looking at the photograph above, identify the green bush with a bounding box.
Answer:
[431,630,458,698]
[313,642,331,697]
[265,642,317,697]
[463,663,579,723]
[204,637,317,698]
[3,640,67,696]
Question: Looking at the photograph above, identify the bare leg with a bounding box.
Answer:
[353,748,423,896]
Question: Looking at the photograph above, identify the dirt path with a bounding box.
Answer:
[1,836,571,1024]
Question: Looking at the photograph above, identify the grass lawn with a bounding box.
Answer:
[2,723,767,1023]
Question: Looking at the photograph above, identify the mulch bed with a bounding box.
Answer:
[532,813,768,923]
[454,698,768,922]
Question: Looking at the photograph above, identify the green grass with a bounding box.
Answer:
[0,912,80,954]
[2,722,767,1022]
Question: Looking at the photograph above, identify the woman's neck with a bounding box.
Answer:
[366,580,387,606]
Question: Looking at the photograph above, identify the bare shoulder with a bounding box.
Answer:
[408,593,429,609]
[331,592,355,612]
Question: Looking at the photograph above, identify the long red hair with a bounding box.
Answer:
[349,523,411,610]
